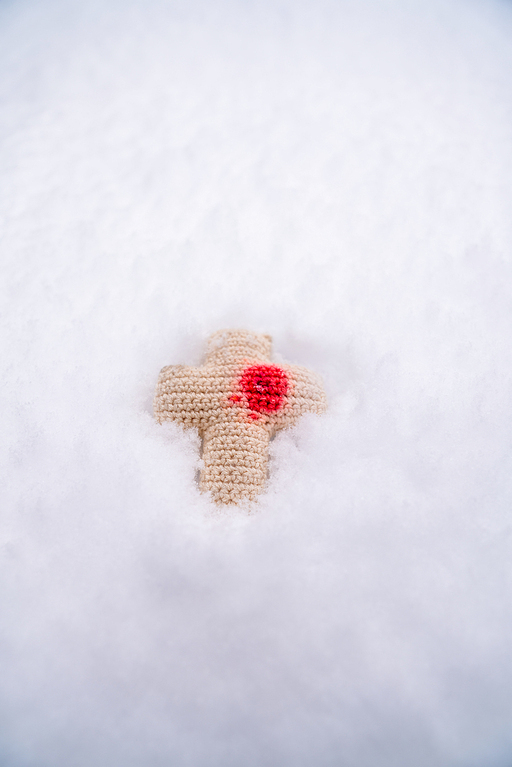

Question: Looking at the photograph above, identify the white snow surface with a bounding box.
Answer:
[2,0,512,764]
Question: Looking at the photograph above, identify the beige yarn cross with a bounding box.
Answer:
[154,329,327,505]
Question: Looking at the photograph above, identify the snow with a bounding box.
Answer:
[1,0,512,764]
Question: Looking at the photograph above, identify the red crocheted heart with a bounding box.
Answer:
[239,365,289,413]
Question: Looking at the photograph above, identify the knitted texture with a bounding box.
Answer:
[153,330,327,505]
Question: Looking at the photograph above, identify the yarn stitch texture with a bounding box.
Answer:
[153,329,327,505]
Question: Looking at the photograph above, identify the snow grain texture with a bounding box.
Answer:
[1,0,512,765]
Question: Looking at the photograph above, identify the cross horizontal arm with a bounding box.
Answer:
[272,364,327,431]
[154,365,214,432]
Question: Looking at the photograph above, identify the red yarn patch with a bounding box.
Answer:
[239,365,289,414]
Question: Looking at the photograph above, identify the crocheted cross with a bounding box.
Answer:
[154,329,327,505]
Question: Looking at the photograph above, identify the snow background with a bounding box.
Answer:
[1,0,512,764]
